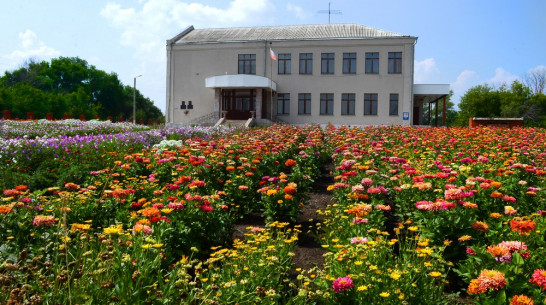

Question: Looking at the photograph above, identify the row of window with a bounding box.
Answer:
[277,93,399,116]
[239,52,402,75]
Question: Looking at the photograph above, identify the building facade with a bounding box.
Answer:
[166,24,448,126]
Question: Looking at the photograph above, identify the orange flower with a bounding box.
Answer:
[285,159,297,167]
[472,221,489,232]
[283,183,297,195]
[15,185,28,192]
[0,204,15,214]
[510,219,536,234]
[486,245,510,257]
[490,181,502,188]
[468,269,507,294]
[491,191,503,198]
[139,207,161,218]
[510,295,534,305]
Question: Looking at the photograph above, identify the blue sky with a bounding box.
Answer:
[1,0,544,112]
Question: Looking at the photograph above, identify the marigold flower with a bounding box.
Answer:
[490,212,502,219]
[103,224,123,235]
[429,271,442,278]
[332,276,353,293]
[70,223,91,232]
[472,221,489,232]
[510,294,534,305]
[529,269,546,290]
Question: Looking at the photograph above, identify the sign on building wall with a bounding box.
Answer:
[403,112,409,120]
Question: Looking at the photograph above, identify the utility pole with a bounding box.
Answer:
[133,75,142,124]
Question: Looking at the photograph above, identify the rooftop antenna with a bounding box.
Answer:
[318,2,342,24]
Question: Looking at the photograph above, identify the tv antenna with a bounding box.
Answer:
[318,2,342,24]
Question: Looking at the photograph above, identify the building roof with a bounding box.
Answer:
[172,24,414,44]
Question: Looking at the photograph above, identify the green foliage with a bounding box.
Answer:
[455,81,546,127]
[0,57,163,121]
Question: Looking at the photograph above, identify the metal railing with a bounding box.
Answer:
[188,111,218,125]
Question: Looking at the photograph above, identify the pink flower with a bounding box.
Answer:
[352,217,368,224]
[31,215,56,227]
[332,276,354,293]
[361,178,373,186]
[350,237,369,244]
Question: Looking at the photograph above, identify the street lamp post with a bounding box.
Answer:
[133,75,142,124]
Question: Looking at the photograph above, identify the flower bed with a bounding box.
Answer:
[1,124,545,304]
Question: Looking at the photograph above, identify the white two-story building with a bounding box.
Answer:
[166,23,449,126]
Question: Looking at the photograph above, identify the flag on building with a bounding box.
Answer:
[270,48,277,60]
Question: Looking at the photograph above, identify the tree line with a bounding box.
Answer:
[424,68,546,127]
[0,57,163,123]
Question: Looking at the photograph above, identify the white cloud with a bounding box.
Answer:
[101,0,275,112]
[2,30,61,69]
[287,3,310,20]
[450,70,480,107]
[414,58,440,83]
[488,67,519,88]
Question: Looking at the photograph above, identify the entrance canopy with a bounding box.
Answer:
[413,84,450,126]
[205,74,277,91]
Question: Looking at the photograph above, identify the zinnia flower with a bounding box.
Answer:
[285,159,297,167]
[472,221,489,232]
[467,269,507,294]
[529,269,546,290]
[332,276,354,293]
[510,219,536,234]
[510,294,534,305]
[31,215,56,227]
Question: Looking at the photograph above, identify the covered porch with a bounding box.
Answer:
[413,84,450,126]
[205,74,277,121]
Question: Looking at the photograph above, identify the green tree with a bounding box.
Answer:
[0,56,163,123]
[455,84,502,126]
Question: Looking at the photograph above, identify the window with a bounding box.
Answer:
[298,93,311,114]
[389,93,399,116]
[365,52,379,74]
[238,54,256,74]
[320,93,334,115]
[364,93,378,115]
[278,54,291,75]
[321,53,335,74]
[343,53,356,74]
[388,52,402,74]
[299,53,313,74]
[341,93,355,115]
[277,93,290,115]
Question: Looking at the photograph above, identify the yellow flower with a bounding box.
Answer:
[390,270,402,280]
[161,208,173,214]
[142,244,152,249]
[380,292,390,298]
[357,285,367,291]
[354,261,363,266]
[408,226,418,232]
[152,243,163,248]
[429,271,442,278]
[103,224,123,235]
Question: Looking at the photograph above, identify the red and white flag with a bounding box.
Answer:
[269,48,277,60]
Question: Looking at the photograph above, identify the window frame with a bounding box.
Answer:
[342,53,356,74]
[388,52,402,74]
[321,53,335,75]
[299,53,313,75]
[277,93,290,115]
[278,54,291,75]
[320,93,334,115]
[364,93,378,115]
[238,54,256,75]
[341,93,355,115]
[298,93,311,115]
[389,93,399,116]
[365,52,379,74]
